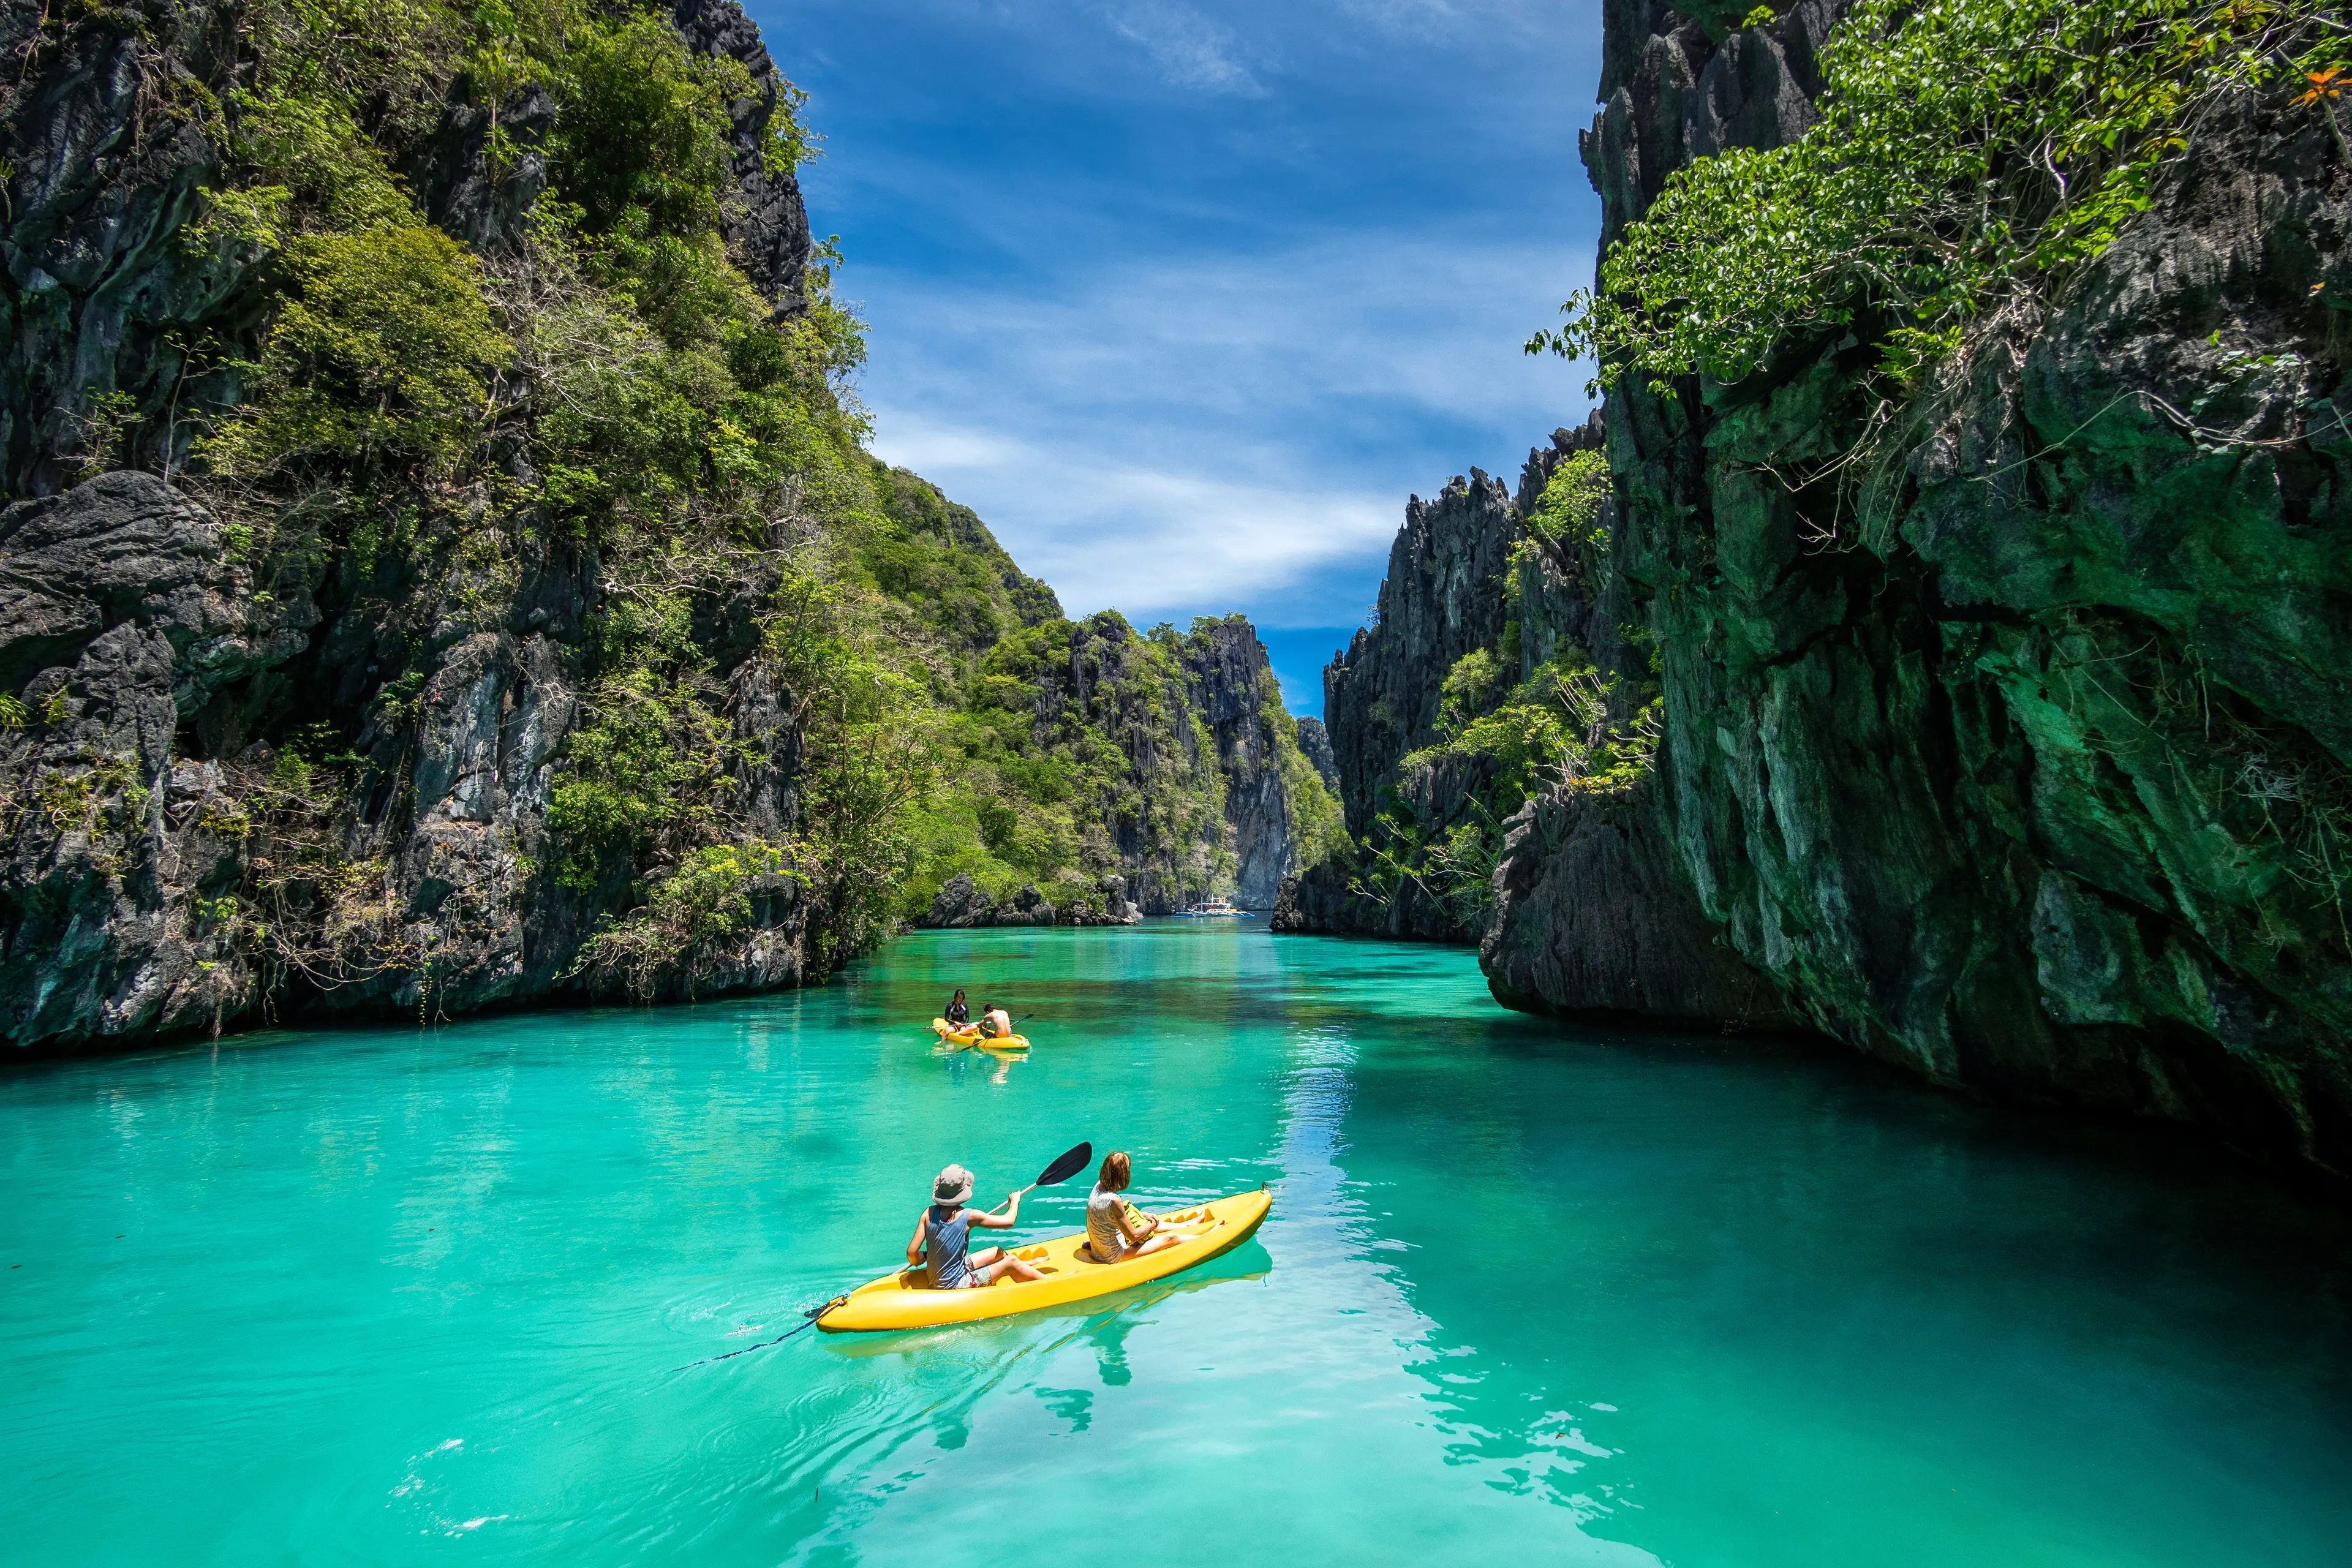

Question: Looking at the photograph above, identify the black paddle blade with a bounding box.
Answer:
[1033,1141,1092,1189]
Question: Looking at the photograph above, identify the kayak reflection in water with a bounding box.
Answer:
[943,989,970,1026]
[976,1001,1013,1039]
[909,1164,1048,1290]
[1083,1152,1187,1264]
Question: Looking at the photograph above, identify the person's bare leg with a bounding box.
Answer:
[968,1245,1005,1270]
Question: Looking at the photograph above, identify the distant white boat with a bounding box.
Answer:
[1175,897,1245,918]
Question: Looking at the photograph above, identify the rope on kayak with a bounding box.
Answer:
[674,1295,849,1371]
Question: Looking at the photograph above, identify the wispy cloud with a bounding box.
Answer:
[857,230,1596,622]
[870,417,1397,617]
[1101,1,1264,94]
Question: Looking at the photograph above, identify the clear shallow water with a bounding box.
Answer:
[5,924,2351,1567]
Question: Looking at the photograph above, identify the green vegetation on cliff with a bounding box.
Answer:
[169,0,921,990]
[1536,0,2348,394]
[913,612,1340,919]
[1341,453,1660,930]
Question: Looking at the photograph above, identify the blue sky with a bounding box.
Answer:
[753,0,1606,714]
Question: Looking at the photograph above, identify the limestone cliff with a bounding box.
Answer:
[1277,420,1784,1022]
[1181,616,1300,910]
[0,0,831,1048]
[1281,466,1532,941]
[1486,0,2352,1183]
[0,0,1320,1056]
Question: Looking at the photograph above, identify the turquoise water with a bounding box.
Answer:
[5,923,2350,1566]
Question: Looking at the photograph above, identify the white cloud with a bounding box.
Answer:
[870,414,1400,617]
[853,228,1596,624]
[1101,1,1264,94]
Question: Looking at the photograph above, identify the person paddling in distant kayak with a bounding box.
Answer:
[909,1165,1048,1290]
[944,989,970,1027]
[977,1001,1013,1039]
[1084,1151,1186,1264]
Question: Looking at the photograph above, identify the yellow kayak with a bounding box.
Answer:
[818,1186,1271,1332]
[930,1018,1027,1050]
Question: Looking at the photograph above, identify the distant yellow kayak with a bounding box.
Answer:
[930,1018,1028,1050]
[818,1187,1271,1332]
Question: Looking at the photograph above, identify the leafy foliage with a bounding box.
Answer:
[207,225,511,482]
[547,13,758,238]
[1533,0,2348,394]
[1354,649,1661,926]
[1525,450,1611,551]
[568,841,796,995]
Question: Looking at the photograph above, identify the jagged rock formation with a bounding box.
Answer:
[1283,0,2352,1181]
[1281,467,1528,941]
[3,1,241,494]
[1482,0,2352,1183]
[1295,716,1338,791]
[0,473,306,1041]
[1276,418,1781,1023]
[668,0,813,312]
[0,0,827,1049]
[1182,617,1297,909]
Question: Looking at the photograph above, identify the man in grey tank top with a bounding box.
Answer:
[907,1164,1048,1289]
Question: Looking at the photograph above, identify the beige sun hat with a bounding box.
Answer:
[933,1164,975,1205]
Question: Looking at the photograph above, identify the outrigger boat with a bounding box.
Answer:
[1173,895,1244,918]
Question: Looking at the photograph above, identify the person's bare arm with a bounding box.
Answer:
[972,1192,1023,1230]
[907,1211,927,1266]
[1116,1202,1158,1243]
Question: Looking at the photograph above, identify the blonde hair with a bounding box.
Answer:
[1099,1150,1131,1190]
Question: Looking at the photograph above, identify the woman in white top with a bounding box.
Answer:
[1084,1150,1188,1264]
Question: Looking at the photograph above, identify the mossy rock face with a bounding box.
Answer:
[1558,1,2352,1182]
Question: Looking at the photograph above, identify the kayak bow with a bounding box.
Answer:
[818,1186,1270,1332]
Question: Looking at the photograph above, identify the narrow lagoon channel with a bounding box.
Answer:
[4,921,2349,1565]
